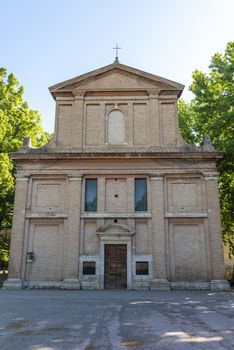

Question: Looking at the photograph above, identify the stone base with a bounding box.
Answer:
[131,278,151,290]
[171,282,210,290]
[80,280,100,290]
[151,279,170,291]
[210,279,231,291]
[61,279,81,290]
[3,278,23,289]
[27,281,62,289]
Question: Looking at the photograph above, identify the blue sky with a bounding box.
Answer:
[1,0,233,132]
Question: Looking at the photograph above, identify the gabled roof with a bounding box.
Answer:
[49,62,184,98]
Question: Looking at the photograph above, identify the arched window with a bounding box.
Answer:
[107,110,125,144]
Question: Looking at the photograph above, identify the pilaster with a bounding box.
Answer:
[148,89,160,146]
[127,177,134,212]
[4,175,29,289]
[204,172,230,290]
[97,177,105,211]
[71,92,84,148]
[62,175,82,289]
[150,175,170,290]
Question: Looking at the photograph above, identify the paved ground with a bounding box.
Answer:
[0,290,233,350]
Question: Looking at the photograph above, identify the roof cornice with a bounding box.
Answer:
[11,150,223,162]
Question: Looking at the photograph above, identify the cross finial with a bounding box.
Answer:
[113,43,121,63]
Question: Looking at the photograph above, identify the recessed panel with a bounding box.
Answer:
[31,180,66,212]
[85,104,101,146]
[135,219,149,254]
[169,219,207,282]
[105,178,127,212]
[133,103,149,146]
[57,104,72,147]
[30,223,63,281]
[161,103,176,145]
[84,220,97,255]
[167,178,203,212]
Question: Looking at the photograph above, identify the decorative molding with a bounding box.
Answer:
[81,212,151,219]
[68,175,83,181]
[147,88,159,97]
[150,174,164,180]
[204,176,218,181]
[97,223,135,236]
[56,96,74,101]
[84,96,149,101]
[73,89,85,97]
[203,172,219,181]
[15,172,30,180]
[25,213,67,219]
[165,212,208,218]
[15,176,30,181]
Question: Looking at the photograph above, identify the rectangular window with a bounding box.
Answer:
[85,179,97,211]
[83,261,96,275]
[136,261,149,275]
[135,179,147,211]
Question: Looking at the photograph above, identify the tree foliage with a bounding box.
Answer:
[0,68,50,153]
[178,42,234,255]
[0,231,10,263]
[0,68,51,262]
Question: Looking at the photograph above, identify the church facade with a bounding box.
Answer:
[4,62,229,290]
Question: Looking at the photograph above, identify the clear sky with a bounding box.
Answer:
[1,0,233,133]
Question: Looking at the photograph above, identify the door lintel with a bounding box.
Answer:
[97,223,135,237]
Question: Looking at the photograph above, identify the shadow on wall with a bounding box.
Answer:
[0,270,8,288]
[0,229,10,287]
[224,244,234,285]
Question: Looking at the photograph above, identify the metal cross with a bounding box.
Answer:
[113,43,121,63]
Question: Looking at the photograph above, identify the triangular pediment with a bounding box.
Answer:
[49,63,184,98]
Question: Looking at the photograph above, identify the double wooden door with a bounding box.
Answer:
[104,244,127,289]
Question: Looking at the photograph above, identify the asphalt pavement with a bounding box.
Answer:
[0,289,233,350]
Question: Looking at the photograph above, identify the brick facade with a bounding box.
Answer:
[4,63,229,290]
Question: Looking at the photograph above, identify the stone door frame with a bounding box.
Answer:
[97,224,135,289]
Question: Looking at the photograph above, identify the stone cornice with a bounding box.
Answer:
[11,150,224,162]
[81,212,152,219]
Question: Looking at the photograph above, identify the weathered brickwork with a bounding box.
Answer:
[4,62,229,291]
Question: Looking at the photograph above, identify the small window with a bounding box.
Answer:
[83,261,96,275]
[136,262,149,275]
[85,179,97,211]
[135,179,147,211]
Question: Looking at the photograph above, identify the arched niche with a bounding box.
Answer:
[107,109,125,144]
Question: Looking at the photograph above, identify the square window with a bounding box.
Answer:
[136,261,149,275]
[83,261,96,275]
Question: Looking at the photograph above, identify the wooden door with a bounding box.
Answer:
[104,244,127,289]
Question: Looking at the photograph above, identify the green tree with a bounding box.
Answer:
[0,68,51,262]
[178,42,234,255]
[0,68,50,153]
